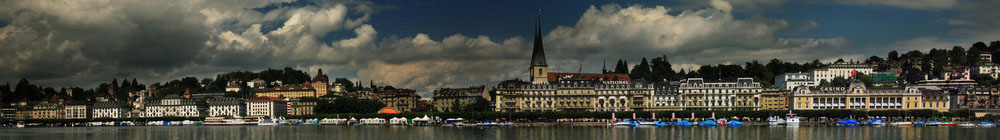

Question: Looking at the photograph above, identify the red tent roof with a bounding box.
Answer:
[378,107,399,114]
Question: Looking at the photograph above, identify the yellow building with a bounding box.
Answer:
[377,89,421,112]
[760,89,789,110]
[288,100,316,116]
[792,80,923,110]
[677,78,762,111]
[433,85,489,112]
[255,85,317,99]
[311,69,330,97]
[918,89,950,112]
[493,18,651,112]
[30,101,64,120]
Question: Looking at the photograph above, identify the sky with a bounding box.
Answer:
[1,0,999,97]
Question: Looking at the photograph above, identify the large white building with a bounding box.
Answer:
[775,73,816,90]
[208,97,246,117]
[974,63,1000,79]
[676,78,762,111]
[812,62,873,84]
[93,101,130,119]
[63,102,89,119]
[493,18,651,112]
[791,80,923,110]
[247,96,287,117]
[141,96,204,118]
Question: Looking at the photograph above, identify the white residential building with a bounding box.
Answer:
[93,101,130,119]
[974,63,1000,79]
[812,62,873,84]
[141,96,204,118]
[225,82,242,92]
[775,73,816,90]
[676,78,762,111]
[63,103,90,119]
[208,97,245,117]
[247,96,287,117]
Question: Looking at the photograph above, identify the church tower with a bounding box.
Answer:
[529,12,548,83]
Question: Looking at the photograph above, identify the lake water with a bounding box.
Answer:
[1,126,998,140]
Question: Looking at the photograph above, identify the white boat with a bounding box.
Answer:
[16,121,25,128]
[182,120,195,125]
[768,116,786,125]
[785,111,800,127]
[277,118,291,125]
[258,119,278,126]
[891,122,913,127]
[169,121,182,126]
[305,119,320,125]
[958,123,977,127]
[444,118,465,126]
[90,122,104,126]
[612,122,632,126]
[638,121,657,125]
[205,117,256,125]
[979,123,996,127]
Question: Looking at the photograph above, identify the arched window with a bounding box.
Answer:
[537,68,542,76]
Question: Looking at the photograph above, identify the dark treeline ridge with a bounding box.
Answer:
[3,41,1000,103]
[0,67,317,102]
[613,41,1000,86]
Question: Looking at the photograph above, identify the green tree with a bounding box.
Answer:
[630,57,652,80]
[830,77,849,87]
[855,73,874,87]
[650,55,676,82]
[888,50,899,61]
[950,46,966,66]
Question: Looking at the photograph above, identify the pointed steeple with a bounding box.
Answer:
[530,10,547,67]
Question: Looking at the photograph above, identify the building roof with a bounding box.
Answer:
[529,15,547,67]
[208,97,245,106]
[94,101,128,109]
[227,82,241,88]
[249,96,286,102]
[312,69,329,83]
[378,107,399,114]
[257,85,316,92]
[547,72,630,82]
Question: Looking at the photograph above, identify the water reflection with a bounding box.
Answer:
[2,126,1000,140]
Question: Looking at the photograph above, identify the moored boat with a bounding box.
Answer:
[979,121,997,127]
[767,116,785,126]
[785,111,800,127]
[890,122,913,127]
[958,123,976,127]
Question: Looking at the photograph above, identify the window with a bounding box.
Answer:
[537,69,542,76]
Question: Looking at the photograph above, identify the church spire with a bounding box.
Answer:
[530,9,547,67]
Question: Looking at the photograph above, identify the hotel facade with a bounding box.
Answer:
[493,19,651,112]
[792,80,923,110]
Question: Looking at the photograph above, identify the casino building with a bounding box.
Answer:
[791,80,923,110]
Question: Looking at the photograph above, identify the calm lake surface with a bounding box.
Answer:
[1,126,998,140]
